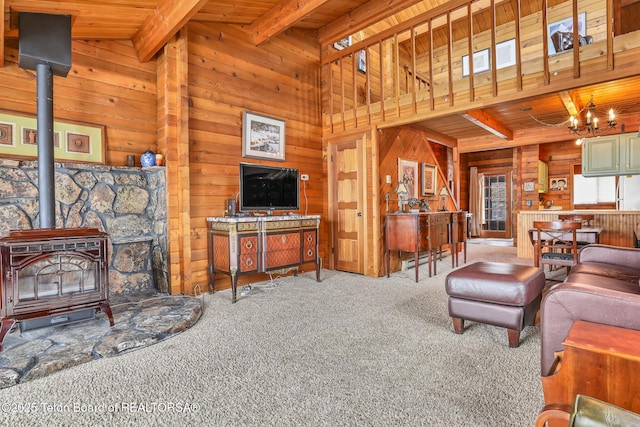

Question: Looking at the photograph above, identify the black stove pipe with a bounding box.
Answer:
[37,63,56,229]
[18,12,72,229]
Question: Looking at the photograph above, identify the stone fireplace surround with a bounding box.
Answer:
[0,157,168,296]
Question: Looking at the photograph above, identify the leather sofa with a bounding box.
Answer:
[540,244,640,376]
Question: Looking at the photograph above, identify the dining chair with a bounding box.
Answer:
[558,214,595,248]
[532,221,581,273]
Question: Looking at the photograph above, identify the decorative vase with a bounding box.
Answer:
[140,148,156,167]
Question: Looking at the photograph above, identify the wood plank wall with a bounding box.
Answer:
[186,23,325,292]
[521,144,541,209]
[1,27,325,296]
[540,140,582,210]
[0,39,157,164]
[378,126,451,275]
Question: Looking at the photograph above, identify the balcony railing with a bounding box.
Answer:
[321,0,617,133]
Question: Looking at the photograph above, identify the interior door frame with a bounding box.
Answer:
[327,135,366,274]
[479,170,513,239]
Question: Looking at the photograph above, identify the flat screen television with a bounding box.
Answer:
[239,163,299,212]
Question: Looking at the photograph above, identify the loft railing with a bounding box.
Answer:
[321,0,616,133]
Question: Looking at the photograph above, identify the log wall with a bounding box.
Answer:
[0,39,157,165]
[186,23,325,292]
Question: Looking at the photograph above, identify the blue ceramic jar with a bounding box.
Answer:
[140,148,156,167]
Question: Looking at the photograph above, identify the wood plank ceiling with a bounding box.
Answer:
[3,0,640,150]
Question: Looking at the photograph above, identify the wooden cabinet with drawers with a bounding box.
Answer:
[385,212,460,282]
[207,215,320,303]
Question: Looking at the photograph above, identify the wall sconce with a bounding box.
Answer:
[439,185,450,211]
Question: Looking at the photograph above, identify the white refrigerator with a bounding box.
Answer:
[617,175,640,210]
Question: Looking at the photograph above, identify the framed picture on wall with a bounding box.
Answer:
[357,49,367,73]
[496,39,516,69]
[242,111,286,161]
[398,158,419,199]
[550,177,568,191]
[0,110,105,163]
[548,12,587,56]
[462,48,490,77]
[421,163,437,195]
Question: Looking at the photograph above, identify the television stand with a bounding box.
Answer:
[206,215,321,303]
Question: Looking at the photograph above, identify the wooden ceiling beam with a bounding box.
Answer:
[558,91,578,116]
[250,0,330,45]
[318,0,424,45]
[457,111,640,153]
[461,109,514,140]
[132,0,209,62]
[407,123,458,147]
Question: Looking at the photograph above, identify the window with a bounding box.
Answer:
[573,174,615,205]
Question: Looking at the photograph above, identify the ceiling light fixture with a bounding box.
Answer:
[569,95,616,137]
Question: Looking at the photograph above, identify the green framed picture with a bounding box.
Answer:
[0,110,105,164]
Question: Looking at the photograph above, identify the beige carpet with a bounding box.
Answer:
[0,244,547,426]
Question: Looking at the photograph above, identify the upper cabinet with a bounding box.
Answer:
[624,135,640,174]
[538,160,548,193]
[582,134,640,176]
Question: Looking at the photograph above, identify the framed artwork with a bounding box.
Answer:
[421,163,437,195]
[357,49,367,73]
[22,127,61,147]
[333,36,352,51]
[523,181,535,192]
[462,48,490,77]
[550,177,568,191]
[398,158,419,199]
[0,122,15,146]
[0,110,105,163]
[548,12,587,55]
[496,39,516,69]
[242,111,286,161]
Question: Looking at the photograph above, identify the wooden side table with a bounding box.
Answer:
[542,320,640,414]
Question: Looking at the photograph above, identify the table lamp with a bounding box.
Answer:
[395,182,409,212]
[439,185,449,211]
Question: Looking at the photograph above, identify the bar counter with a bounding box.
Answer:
[516,210,640,259]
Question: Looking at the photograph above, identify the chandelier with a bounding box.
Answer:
[568,95,616,137]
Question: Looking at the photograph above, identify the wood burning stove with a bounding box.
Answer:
[0,228,114,350]
[0,13,115,350]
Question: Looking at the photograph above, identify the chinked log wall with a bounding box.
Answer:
[321,0,640,136]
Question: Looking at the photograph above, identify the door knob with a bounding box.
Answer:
[357,212,363,217]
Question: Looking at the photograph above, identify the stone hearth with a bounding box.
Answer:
[0,292,201,388]
[0,158,168,294]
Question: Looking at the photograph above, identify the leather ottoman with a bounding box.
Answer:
[445,262,545,347]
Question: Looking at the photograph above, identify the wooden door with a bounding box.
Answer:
[330,139,363,273]
[480,172,513,239]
